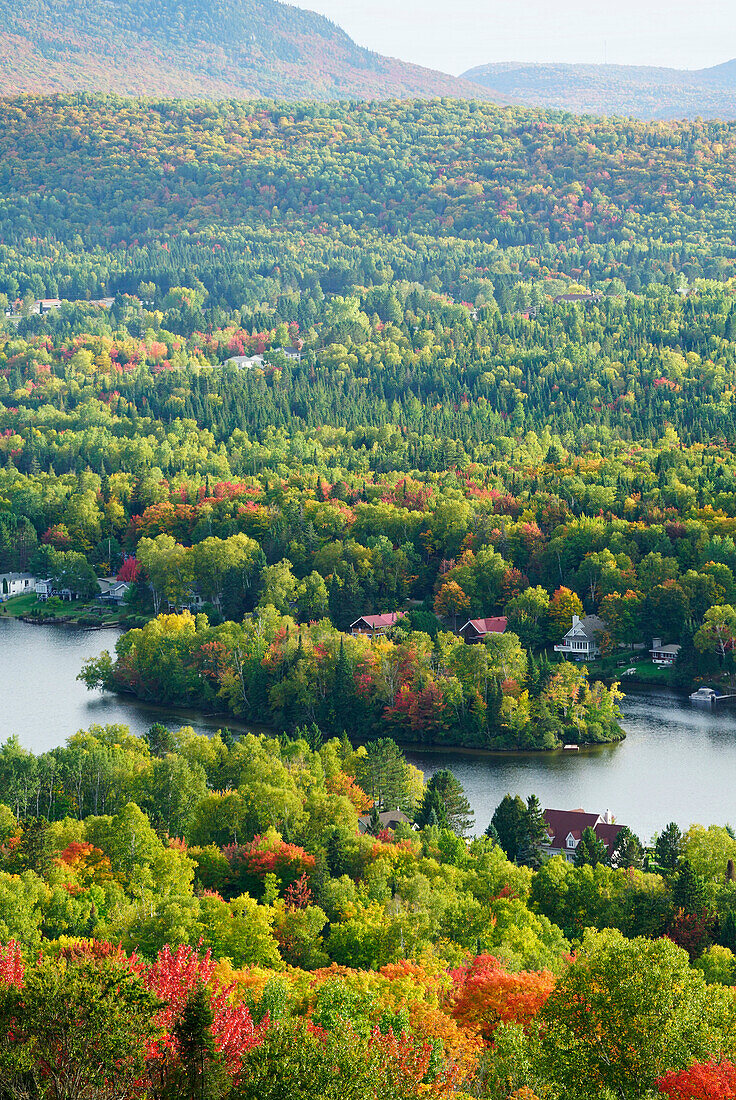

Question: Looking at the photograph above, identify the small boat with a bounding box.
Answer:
[563,744,580,752]
[690,686,717,705]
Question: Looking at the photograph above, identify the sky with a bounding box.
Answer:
[290,0,736,76]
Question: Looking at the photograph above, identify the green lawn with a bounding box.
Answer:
[0,593,125,624]
[617,660,672,685]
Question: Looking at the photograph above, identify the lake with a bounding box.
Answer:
[1,617,735,839]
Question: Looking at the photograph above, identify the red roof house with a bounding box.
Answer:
[350,612,406,636]
[459,617,508,643]
[542,808,625,862]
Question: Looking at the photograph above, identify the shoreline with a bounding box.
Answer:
[90,681,627,756]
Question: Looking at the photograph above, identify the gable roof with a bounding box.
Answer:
[543,808,625,852]
[350,612,406,630]
[565,614,606,641]
[460,617,508,635]
[357,808,411,833]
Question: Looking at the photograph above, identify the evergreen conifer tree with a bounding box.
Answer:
[574,825,609,868]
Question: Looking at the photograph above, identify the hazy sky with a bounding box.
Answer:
[291,0,736,76]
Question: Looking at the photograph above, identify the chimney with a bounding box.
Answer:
[652,638,661,650]
[602,809,614,825]
[572,614,580,628]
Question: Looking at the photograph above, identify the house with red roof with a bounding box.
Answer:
[350,612,406,637]
[458,617,508,643]
[542,807,625,863]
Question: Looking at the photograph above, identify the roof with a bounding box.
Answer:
[226,355,264,367]
[565,614,606,641]
[543,808,625,853]
[553,293,604,303]
[461,617,508,635]
[0,572,35,582]
[351,612,406,630]
[357,809,411,833]
[651,643,681,654]
[98,577,130,594]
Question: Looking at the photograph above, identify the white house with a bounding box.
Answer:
[650,638,681,666]
[554,614,606,660]
[35,578,54,600]
[0,573,36,600]
[226,355,264,369]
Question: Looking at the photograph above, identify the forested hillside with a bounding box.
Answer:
[2,96,736,306]
[3,98,736,748]
[0,0,493,100]
[463,58,736,120]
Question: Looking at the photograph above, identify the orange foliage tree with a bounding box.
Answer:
[450,954,556,1040]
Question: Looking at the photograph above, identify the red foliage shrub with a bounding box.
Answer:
[657,1060,736,1099]
[0,941,24,988]
[144,944,264,1075]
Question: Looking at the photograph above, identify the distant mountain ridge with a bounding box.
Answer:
[0,0,495,101]
[462,59,736,119]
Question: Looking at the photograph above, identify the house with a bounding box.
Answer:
[35,298,63,315]
[650,638,681,666]
[226,355,264,369]
[0,573,36,600]
[553,293,604,305]
[97,578,131,606]
[282,346,302,361]
[554,614,606,660]
[350,612,406,636]
[542,807,624,863]
[35,578,54,601]
[357,809,412,834]
[459,617,508,643]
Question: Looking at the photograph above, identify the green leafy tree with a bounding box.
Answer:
[0,954,160,1100]
[540,929,735,1099]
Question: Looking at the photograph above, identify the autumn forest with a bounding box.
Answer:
[1,92,736,1098]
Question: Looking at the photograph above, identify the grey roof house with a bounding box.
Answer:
[554,614,606,660]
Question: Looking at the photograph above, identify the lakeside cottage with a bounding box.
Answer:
[650,637,681,666]
[554,613,606,660]
[542,807,624,863]
[350,612,406,637]
[458,617,508,643]
[97,578,131,606]
[0,572,36,599]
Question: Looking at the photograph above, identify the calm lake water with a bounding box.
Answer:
[1,617,736,839]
